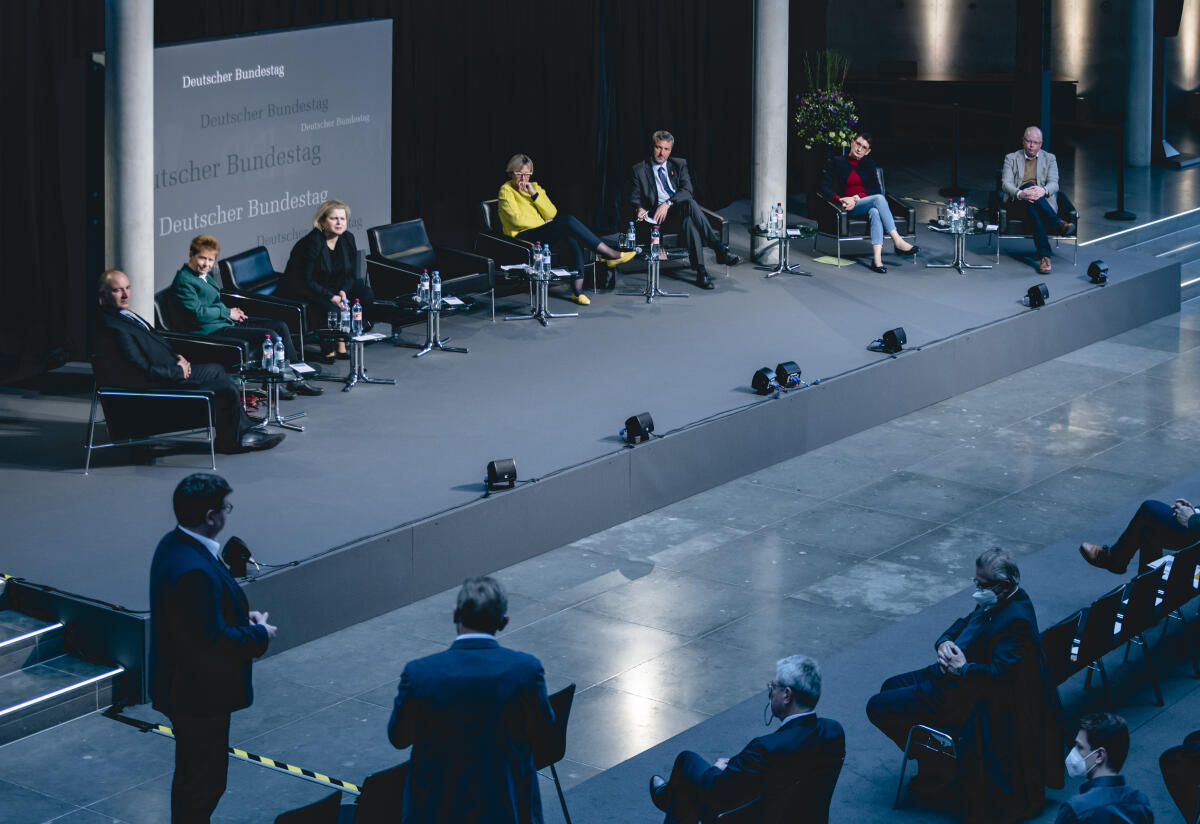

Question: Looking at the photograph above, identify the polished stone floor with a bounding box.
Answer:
[3,294,1197,822]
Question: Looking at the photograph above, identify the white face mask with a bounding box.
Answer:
[1064,746,1098,778]
[972,587,999,608]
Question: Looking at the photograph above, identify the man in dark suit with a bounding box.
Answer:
[649,654,844,824]
[149,473,276,823]
[630,130,741,290]
[1080,497,1200,574]
[866,547,1064,822]
[94,269,282,453]
[388,577,557,824]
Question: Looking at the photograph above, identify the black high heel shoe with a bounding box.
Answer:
[869,263,888,274]
[896,244,920,257]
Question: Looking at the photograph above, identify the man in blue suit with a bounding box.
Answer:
[649,654,845,824]
[388,577,557,824]
[149,473,276,823]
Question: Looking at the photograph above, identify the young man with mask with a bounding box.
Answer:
[1057,713,1153,823]
[866,547,1065,821]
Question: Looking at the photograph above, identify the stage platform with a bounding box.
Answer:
[0,227,1180,690]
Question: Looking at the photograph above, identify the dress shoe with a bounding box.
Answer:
[606,250,638,268]
[227,431,285,454]
[869,263,888,274]
[568,292,591,306]
[1057,220,1077,237]
[695,270,715,290]
[896,244,920,257]
[649,775,669,812]
[1079,542,1124,573]
[716,248,742,266]
[288,379,324,397]
[335,350,351,360]
[1038,256,1052,274]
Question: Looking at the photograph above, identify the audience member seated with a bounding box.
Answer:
[94,269,282,454]
[1056,713,1152,824]
[498,153,635,305]
[818,131,918,274]
[1080,497,1200,574]
[170,233,321,397]
[866,547,1063,822]
[1160,729,1200,823]
[648,654,844,824]
[279,198,375,362]
[1001,126,1077,275]
[630,130,741,290]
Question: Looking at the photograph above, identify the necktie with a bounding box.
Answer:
[657,166,675,197]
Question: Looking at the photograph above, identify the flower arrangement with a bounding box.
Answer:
[793,51,858,151]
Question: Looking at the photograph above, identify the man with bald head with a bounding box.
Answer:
[1001,126,1076,275]
[93,269,282,454]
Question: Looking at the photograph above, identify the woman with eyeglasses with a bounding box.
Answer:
[497,153,636,305]
[819,132,918,274]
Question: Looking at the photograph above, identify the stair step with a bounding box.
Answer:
[0,610,64,677]
[0,654,123,746]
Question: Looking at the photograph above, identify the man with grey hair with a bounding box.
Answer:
[649,654,845,823]
[866,548,1064,821]
[1001,126,1076,275]
[388,576,557,823]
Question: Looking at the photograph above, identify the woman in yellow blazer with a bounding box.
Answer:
[497,153,635,305]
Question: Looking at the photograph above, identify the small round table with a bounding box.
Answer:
[314,329,396,392]
[394,296,468,357]
[242,366,306,432]
[753,223,817,278]
[618,246,690,303]
[925,211,994,275]
[503,267,578,326]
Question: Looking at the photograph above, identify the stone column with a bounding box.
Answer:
[105,0,154,318]
[751,0,789,264]
[1126,0,1154,166]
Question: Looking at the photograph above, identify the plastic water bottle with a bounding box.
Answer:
[650,224,661,260]
[418,270,431,306]
[532,242,543,278]
[351,299,363,336]
[273,335,285,373]
[431,270,442,308]
[626,221,636,249]
[261,335,273,370]
[541,245,551,277]
[339,298,351,332]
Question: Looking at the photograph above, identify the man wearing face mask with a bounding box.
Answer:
[1057,713,1152,823]
[866,547,1064,822]
[648,655,845,824]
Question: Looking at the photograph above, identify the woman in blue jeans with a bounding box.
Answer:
[819,132,918,273]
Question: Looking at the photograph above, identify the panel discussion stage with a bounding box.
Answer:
[0,230,1181,677]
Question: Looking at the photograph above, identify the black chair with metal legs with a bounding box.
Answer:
[477,199,601,298]
[893,724,960,810]
[813,168,916,265]
[711,754,844,824]
[536,684,577,824]
[1073,585,1126,708]
[1115,569,1166,706]
[1159,542,1200,678]
[272,789,342,823]
[986,171,1080,266]
[1041,608,1085,687]
[351,761,408,824]
[366,219,495,321]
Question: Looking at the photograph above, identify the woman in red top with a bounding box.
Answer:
[819,133,917,273]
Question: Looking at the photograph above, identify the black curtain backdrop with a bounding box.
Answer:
[4,0,833,375]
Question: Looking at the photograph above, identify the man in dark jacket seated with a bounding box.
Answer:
[1080,497,1200,574]
[1056,713,1152,824]
[866,547,1064,822]
[94,269,282,454]
[649,654,845,824]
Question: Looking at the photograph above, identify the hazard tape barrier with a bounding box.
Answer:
[105,707,361,795]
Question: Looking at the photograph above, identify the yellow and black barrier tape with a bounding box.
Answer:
[105,707,360,795]
[897,194,961,206]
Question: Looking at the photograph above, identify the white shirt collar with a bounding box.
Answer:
[178,525,221,560]
[780,709,816,726]
[456,632,496,641]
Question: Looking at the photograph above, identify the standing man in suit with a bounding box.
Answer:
[388,577,557,824]
[94,269,282,453]
[150,473,277,823]
[170,234,321,396]
[1001,126,1076,275]
[866,547,1064,822]
[649,654,845,824]
[630,130,741,290]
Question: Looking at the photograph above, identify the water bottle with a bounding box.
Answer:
[532,242,543,278]
[339,298,351,332]
[351,299,363,336]
[650,224,661,260]
[261,335,273,370]
[273,334,285,373]
[418,270,431,306]
[626,221,636,249]
[541,245,551,277]
[777,202,785,237]
[431,270,442,308]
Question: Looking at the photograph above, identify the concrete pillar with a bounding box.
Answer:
[1126,0,1154,166]
[750,0,789,264]
[105,0,154,318]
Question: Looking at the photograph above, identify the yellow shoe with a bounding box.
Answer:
[605,250,638,268]
[569,292,591,306]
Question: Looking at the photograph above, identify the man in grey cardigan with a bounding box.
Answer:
[1001,126,1076,275]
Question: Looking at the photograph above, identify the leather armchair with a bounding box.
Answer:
[216,246,283,296]
[476,199,601,293]
[813,168,915,262]
[366,219,496,317]
[153,286,304,362]
[987,171,1079,265]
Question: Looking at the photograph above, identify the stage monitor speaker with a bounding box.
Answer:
[775,362,801,387]
[881,327,907,354]
[752,367,778,395]
[624,412,654,444]
[486,458,517,491]
[1087,260,1109,284]
[1026,283,1049,308]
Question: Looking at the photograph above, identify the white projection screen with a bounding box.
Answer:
[152,19,392,289]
